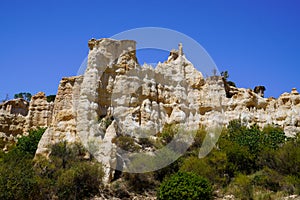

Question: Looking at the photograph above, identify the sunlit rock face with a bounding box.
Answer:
[0,92,55,151]
[31,38,300,182]
[25,92,54,131]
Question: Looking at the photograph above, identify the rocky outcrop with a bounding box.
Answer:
[0,98,29,116]
[25,92,54,131]
[34,38,300,182]
[36,76,83,156]
[202,84,300,137]
[0,98,29,149]
[0,92,55,151]
[0,38,297,181]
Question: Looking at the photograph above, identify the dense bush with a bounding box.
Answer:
[181,151,231,186]
[56,162,103,199]
[46,95,56,102]
[17,127,46,157]
[157,172,212,200]
[0,152,37,199]
[0,128,104,200]
[0,128,46,199]
[227,174,253,200]
[34,142,104,199]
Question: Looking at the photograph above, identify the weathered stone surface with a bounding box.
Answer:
[25,92,54,131]
[0,98,29,116]
[0,113,25,137]
[0,93,53,151]
[23,38,299,182]
[36,76,83,156]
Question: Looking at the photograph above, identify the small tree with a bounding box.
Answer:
[221,71,229,80]
[16,127,46,157]
[46,95,56,102]
[221,71,236,87]
[14,92,32,101]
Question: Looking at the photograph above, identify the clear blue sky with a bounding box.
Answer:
[0,0,299,100]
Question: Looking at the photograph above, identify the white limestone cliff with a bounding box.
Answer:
[33,38,300,182]
[0,38,298,182]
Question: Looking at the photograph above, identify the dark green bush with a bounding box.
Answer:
[253,167,283,192]
[0,138,104,200]
[261,126,286,150]
[181,152,231,186]
[228,173,253,200]
[273,136,300,177]
[157,172,212,200]
[189,128,207,151]
[57,162,103,199]
[35,142,104,199]
[17,127,46,157]
[123,172,157,193]
[0,152,37,200]
[46,95,56,102]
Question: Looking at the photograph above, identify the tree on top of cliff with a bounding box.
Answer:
[14,92,32,102]
[221,71,236,87]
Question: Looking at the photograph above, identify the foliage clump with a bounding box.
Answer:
[0,128,104,200]
[157,171,212,200]
[14,92,32,101]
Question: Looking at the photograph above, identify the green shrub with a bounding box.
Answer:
[0,128,47,199]
[17,127,46,156]
[34,142,104,199]
[123,172,157,193]
[157,172,212,200]
[189,128,207,151]
[112,135,141,152]
[272,137,300,177]
[46,95,56,102]
[228,174,253,200]
[180,152,230,186]
[154,157,183,182]
[160,124,178,144]
[253,168,283,192]
[221,139,256,174]
[57,162,103,199]
[261,126,286,150]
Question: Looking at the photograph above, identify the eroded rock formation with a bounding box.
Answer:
[0,92,54,150]
[33,38,300,182]
[0,38,299,182]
